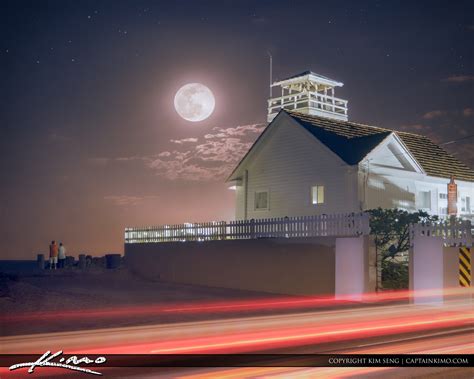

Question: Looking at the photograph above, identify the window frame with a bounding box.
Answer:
[311,185,325,205]
[418,190,431,210]
[254,190,270,211]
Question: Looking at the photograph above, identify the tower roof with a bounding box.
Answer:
[272,71,343,88]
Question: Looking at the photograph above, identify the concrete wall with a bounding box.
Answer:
[335,236,374,299]
[125,237,337,296]
[409,235,444,304]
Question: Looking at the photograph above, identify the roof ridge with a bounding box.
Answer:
[285,110,436,140]
[394,130,428,138]
[285,110,391,134]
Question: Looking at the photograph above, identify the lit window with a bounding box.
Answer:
[311,185,325,205]
[419,191,431,209]
[255,191,269,210]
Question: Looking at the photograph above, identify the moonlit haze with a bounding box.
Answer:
[1,1,473,259]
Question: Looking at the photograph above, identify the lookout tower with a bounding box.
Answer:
[267,71,348,122]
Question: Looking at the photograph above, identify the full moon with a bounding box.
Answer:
[174,83,215,122]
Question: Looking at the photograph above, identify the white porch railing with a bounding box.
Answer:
[410,219,473,247]
[125,212,370,244]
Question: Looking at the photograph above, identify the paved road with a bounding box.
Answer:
[2,299,472,378]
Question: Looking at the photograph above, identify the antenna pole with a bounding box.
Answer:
[267,51,272,98]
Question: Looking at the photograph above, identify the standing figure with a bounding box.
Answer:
[58,242,66,269]
[49,240,58,270]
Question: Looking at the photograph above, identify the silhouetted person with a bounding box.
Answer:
[49,241,58,270]
[58,242,66,269]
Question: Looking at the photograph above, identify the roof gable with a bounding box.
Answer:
[396,132,474,182]
[364,133,424,173]
[227,110,474,182]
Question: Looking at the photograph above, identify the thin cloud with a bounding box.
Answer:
[104,195,159,206]
[442,75,474,83]
[422,110,446,120]
[170,137,199,144]
[115,123,265,182]
[88,157,110,166]
[463,108,474,117]
[49,132,72,142]
[399,124,427,132]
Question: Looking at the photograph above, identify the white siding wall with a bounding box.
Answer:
[235,116,359,219]
[233,117,474,221]
[360,163,474,219]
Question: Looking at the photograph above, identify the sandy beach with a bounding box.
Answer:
[0,265,280,337]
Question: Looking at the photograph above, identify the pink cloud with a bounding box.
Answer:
[463,108,474,117]
[136,123,265,181]
[422,110,446,119]
[442,75,474,83]
[104,195,159,206]
[170,138,199,144]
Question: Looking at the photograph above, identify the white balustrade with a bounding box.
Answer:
[410,219,472,247]
[125,212,370,244]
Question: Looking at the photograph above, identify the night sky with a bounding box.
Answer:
[1,0,473,259]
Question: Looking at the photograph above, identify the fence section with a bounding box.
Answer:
[410,219,472,247]
[125,212,370,244]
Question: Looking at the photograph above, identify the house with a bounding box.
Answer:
[227,71,474,221]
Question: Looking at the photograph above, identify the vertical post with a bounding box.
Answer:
[324,87,327,110]
[331,87,335,112]
[250,219,256,239]
[267,51,272,98]
[335,236,370,300]
[409,235,444,304]
[78,254,86,269]
[244,169,249,220]
[376,242,383,291]
[37,254,45,270]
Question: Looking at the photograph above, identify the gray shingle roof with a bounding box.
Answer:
[287,110,474,181]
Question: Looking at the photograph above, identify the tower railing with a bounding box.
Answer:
[268,91,348,120]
